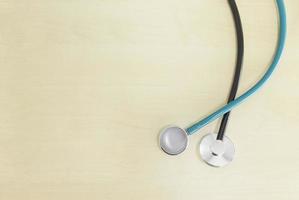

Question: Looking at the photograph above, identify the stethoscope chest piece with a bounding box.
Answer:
[159,126,188,155]
[199,133,235,167]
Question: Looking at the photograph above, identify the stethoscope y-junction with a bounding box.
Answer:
[159,0,287,167]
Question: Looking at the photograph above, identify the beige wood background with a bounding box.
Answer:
[0,0,299,199]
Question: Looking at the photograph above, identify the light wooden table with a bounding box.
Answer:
[0,0,298,199]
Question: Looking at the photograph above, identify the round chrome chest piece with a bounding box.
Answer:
[199,133,235,167]
[159,126,188,155]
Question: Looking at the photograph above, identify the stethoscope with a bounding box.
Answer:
[158,0,287,167]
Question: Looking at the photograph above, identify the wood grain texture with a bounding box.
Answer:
[0,0,298,199]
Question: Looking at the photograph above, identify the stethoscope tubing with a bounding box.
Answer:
[186,0,287,135]
[217,0,244,141]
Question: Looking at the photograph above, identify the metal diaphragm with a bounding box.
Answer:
[159,126,188,155]
[199,133,235,167]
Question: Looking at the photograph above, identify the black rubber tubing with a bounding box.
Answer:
[217,0,244,140]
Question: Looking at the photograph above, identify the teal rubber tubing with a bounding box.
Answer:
[186,0,287,135]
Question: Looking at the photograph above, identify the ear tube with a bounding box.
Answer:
[186,0,286,135]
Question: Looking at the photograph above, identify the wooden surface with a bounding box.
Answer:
[0,0,299,199]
